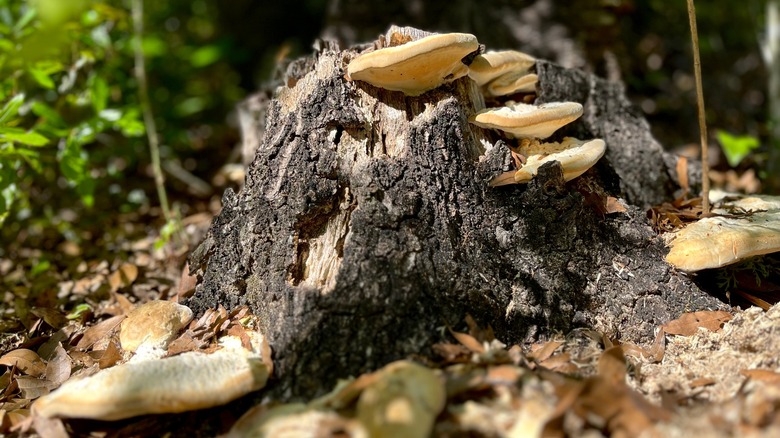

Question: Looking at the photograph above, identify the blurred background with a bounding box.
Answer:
[0,0,776,257]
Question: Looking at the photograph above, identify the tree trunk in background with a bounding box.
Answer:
[188,31,727,398]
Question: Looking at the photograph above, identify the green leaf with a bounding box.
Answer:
[190,44,221,67]
[31,101,66,127]
[88,73,109,112]
[0,94,25,125]
[13,7,37,34]
[66,303,92,320]
[716,130,760,168]
[0,129,49,146]
[28,67,55,89]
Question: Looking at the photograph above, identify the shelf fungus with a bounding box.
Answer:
[467,50,537,96]
[346,32,480,96]
[665,193,780,272]
[490,137,606,186]
[470,101,583,139]
[120,300,193,353]
[33,333,270,421]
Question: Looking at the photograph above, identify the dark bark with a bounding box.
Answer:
[188,35,727,399]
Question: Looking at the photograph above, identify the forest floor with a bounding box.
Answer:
[2,173,780,437]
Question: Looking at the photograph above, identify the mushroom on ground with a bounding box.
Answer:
[119,300,192,353]
[470,101,583,139]
[347,33,480,96]
[467,50,536,86]
[490,137,606,186]
[33,333,269,420]
[665,193,780,272]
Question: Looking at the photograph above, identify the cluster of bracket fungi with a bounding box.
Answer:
[346,27,606,186]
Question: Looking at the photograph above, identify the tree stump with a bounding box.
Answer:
[188,33,727,398]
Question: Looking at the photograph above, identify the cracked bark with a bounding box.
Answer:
[188,37,727,399]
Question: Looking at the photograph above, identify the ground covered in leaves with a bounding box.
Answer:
[2,193,780,437]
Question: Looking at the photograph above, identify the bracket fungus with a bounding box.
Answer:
[470,101,583,139]
[33,333,269,421]
[119,300,193,353]
[346,32,479,96]
[467,50,537,96]
[490,137,606,186]
[467,50,535,85]
[665,193,780,272]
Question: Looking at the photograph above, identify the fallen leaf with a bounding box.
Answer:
[176,262,198,300]
[108,263,139,293]
[43,344,71,388]
[676,155,689,194]
[662,311,733,336]
[528,340,563,363]
[740,369,780,384]
[29,308,68,330]
[0,350,46,377]
[97,339,122,369]
[15,376,50,399]
[75,315,125,351]
[448,328,485,354]
[689,377,716,388]
[605,196,628,214]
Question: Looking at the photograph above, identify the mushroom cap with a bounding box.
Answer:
[470,101,583,139]
[119,300,193,353]
[665,193,780,272]
[505,137,605,184]
[347,33,479,96]
[33,347,269,420]
[467,50,536,86]
[486,73,538,96]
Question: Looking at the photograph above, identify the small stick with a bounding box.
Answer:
[686,0,710,215]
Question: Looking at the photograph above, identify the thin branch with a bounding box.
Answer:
[131,0,172,222]
[686,0,710,215]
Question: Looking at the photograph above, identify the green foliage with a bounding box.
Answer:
[0,0,145,225]
[0,0,248,236]
[716,130,761,168]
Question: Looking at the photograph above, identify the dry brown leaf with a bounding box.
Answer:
[676,155,689,194]
[166,331,206,356]
[740,369,780,384]
[75,315,124,351]
[15,377,50,399]
[662,311,733,336]
[31,415,69,438]
[689,377,716,388]
[108,263,139,293]
[432,343,471,363]
[97,339,122,369]
[29,308,68,330]
[0,349,46,377]
[485,365,523,385]
[43,344,70,388]
[539,352,575,373]
[528,340,563,362]
[605,196,628,214]
[227,324,252,351]
[448,328,485,354]
[176,262,198,300]
[598,346,627,385]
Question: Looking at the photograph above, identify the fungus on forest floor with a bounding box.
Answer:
[665,193,780,272]
[119,300,192,353]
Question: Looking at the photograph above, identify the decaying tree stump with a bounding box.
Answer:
[188,33,727,398]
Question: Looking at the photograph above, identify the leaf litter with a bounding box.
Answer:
[2,203,780,436]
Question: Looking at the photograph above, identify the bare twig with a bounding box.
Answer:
[131,0,172,222]
[686,0,710,215]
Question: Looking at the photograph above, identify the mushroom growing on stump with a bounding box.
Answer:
[470,101,583,139]
[490,137,607,186]
[346,32,480,96]
[467,50,538,97]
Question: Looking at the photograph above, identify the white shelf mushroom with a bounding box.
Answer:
[470,101,583,139]
[347,33,480,96]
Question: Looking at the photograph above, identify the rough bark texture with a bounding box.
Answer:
[188,37,727,399]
